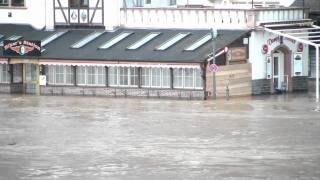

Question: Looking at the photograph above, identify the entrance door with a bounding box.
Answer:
[23,64,39,94]
[273,52,286,91]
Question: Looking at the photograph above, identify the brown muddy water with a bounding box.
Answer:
[0,94,319,180]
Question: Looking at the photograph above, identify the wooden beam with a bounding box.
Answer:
[57,0,68,24]
[90,0,101,24]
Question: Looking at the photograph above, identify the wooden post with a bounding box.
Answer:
[74,65,77,86]
[170,68,174,89]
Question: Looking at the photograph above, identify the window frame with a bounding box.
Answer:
[47,65,75,86]
[173,68,203,90]
[0,0,25,7]
[169,0,176,6]
[141,67,170,89]
[76,66,106,86]
[108,67,139,87]
[69,0,89,8]
[0,64,10,84]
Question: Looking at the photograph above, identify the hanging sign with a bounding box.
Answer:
[3,40,41,57]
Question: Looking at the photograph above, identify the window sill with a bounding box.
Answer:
[77,84,106,87]
[109,85,139,88]
[0,6,27,10]
[141,86,171,89]
[47,84,75,87]
[173,88,204,90]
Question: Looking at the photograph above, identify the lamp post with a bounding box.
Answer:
[251,0,254,8]
[211,28,218,99]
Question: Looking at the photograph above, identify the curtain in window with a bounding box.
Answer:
[76,66,105,86]
[173,68,183,88]
[173,68,202,89]
[0,64,10,83]
[48,65,75,85]
[108,67,118,86]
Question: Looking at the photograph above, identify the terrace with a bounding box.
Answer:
[120,7,307,29]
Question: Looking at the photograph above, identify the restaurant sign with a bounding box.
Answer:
[3,40,41,57]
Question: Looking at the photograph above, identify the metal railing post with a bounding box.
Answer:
[316,46,319,102]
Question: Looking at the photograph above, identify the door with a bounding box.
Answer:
[23,64,39,95]
[273,52,285,90]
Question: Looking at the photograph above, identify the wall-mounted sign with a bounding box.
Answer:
[3,40,41,57]
[297,43,304,52]
[266,55,272,79]
[293,53,303,76]
[39,75,46,86]
[262,44,268,54]
[227,47,246,62]
[267,36,296,46]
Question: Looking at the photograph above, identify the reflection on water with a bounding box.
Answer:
[0,94,320,180]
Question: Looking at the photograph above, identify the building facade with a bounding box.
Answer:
[0,0,319,99]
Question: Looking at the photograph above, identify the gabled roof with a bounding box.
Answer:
[0,24,249,63]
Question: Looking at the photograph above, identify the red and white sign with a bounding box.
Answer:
[297,43,304,52]
[209,64,219,72]
[262,44,268,54]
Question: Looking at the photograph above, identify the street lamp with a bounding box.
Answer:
[211,28,218,99]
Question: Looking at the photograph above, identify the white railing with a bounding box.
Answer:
[120,7,307,30]
[255,8,305,25]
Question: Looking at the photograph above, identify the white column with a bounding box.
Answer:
[316,46,319,102]
[104,0,120,30]
[45,0,55,30]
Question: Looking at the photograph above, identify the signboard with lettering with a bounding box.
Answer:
[3,40,41,57]
[227,47,247,62]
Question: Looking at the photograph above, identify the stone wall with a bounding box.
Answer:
[0,84,10,93]
[292,76,309,91]
[252,79,271,95]
[0,84,25,94]
[40,86,205,100]
[308,78,320,92]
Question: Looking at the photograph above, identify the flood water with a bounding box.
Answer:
[0,94,320,180]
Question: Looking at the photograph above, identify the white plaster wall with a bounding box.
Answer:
[104,0,120,30]
[45,0,54,30]
[249,30,309,80]
[0,0,48,30]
